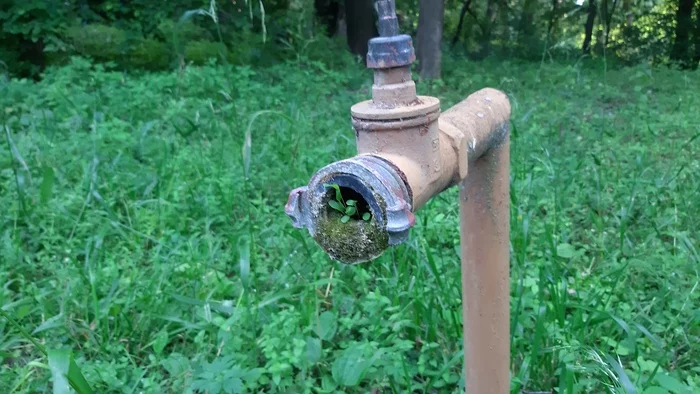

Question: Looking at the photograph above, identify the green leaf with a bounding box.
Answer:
[191,378,222,394]
[222,376,243,394]
[642,388,669,394]
[315,311,337,341]
[238,237,251,288]
[345,206,357,216]
[328,200,345,213]
[48,349,71,394]
[161,353,190,377]
[32,313,64,334]
[655,373,690,393]
[556,243,576,259]
[341,215,350,223]
[40,165,55,204]
[633,322,663,349]
[346,200,356,206]
[242,368,263,384]
[242,131,251,179]
[306,336,322,364]
[604,354,637,394]
[617,344,631,356]
[331,343,383,387]
[324,183,343,204]
[47,349,93,394]
[332,344,366,387]
[153,329,169,355]
[362,212,371,221]
[67,358,94,394]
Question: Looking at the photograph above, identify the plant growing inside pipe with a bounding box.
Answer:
[323,183,371,223]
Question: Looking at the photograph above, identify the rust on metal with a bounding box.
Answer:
[351,96,439,120]
[285,2,512,390]
[376,0,400,37]
[366,35,416,69]
[367,0,415,69]
[459,137,511,394]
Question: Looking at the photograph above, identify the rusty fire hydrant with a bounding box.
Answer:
[285,1,512,392]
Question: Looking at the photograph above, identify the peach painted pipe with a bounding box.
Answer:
[285,3,511,389]
[287,87,511,392]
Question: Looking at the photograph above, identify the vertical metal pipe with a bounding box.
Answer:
[375,0,400,37]
[459,139,510,394]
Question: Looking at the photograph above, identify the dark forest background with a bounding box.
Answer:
[2,0,700,78]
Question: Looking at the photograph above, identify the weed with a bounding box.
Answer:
[324,183,371,223]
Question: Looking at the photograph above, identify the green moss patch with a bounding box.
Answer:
[314,211,389,264]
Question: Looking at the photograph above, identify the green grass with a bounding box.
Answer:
[0,54,698,393]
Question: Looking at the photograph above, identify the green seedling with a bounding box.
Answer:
[324,183,372,223]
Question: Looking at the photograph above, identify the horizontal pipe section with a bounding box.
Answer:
[440,88,511,163]
[368,88,511,211]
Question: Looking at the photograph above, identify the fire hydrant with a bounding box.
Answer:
[285,1,511,392]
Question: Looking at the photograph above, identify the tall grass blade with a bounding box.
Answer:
[243,110,294,179]
[48,349,71,394]
[1,309,93,393]
[259,0,267,43]
[40,165,55,204]
[238,236,251,289]
[605,353,638,394]
[49,349,93,394]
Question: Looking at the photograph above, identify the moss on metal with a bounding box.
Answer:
[314,211,389,264]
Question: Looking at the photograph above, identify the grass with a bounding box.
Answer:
[0,53,698,393]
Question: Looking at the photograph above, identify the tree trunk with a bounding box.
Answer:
[518,0,538,57]
[417,0,445,79]
[582,0,597,55]
[17,38,45,78]
[694,3,700,65]
[336,1,347,39]
[344,0,377,56]
[602,0,619,49]
[479,0,497,59]
[452,0,473,47]
[547,0,559,37]
[540,0,559,60]
[671,0,695,68]
[315,0,340,36]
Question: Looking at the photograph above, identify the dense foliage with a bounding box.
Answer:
[0,51,698,392]
[0,0,288,75]
[2,0,700,77]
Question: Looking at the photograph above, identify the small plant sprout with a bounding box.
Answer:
[324,183,372,223]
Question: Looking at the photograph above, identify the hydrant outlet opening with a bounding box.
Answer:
[313,174,391,265]
[286,155,415,265]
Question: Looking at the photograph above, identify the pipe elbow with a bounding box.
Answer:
[440,88,511,162]
[375,89,512,211]
[285,89,511,264]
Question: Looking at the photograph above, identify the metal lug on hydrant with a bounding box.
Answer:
[285,1,512,392]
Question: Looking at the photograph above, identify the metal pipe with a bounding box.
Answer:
[285,2,511,391]
[439,90,511,393]
[460,136,510,394]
